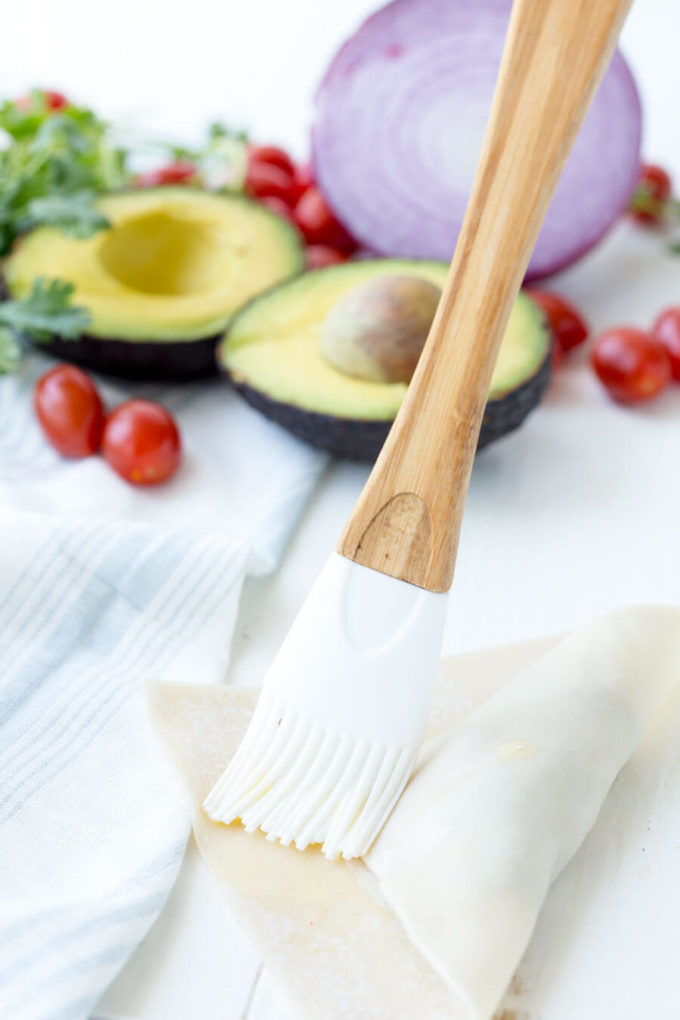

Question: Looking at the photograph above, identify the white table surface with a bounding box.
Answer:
[5,1,679,1017]
[94,221,680,1020]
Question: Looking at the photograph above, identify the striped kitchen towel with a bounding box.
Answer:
[0,355,326,1019]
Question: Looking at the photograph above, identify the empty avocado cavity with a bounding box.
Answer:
[3,187,304,380]
[98,210,226,296]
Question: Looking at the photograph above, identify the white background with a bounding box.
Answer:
[3,0,671,657]
[1,0,678,167]
[5,1,680,1017]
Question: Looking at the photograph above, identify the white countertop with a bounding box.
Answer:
[6,0,678,1016]
[95,207,680,1015]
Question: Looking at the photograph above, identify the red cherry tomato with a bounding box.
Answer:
[306,245,350,270]
[133,161,196,188]
[551,343,564,370]
[290,162,315,204]
[44,90,68,111]
[258,195,296,223]
[34,365,105,458]
[102,400,181,486]
[525,289,589,354]
[248,145,296,177]
[15,89,68,113]
[591,328,671,403]
[629,163,672,225]
[293,186,357,252]
[245,160,298,205]
[652,307,680,381]
[294,162,314,192]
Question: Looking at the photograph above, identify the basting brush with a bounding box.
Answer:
[204,0,633,859]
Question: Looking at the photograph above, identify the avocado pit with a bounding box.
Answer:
[320,274,442,383]
[219,259,552,459]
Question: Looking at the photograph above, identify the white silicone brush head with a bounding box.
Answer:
[203,553,448,859]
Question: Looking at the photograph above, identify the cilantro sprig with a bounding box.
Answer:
[0,277,90,373]
[0,92,129,255]
[160,121,249,191]
[0,91,251,373]
[628,181,669,224]
[15,192,112,238]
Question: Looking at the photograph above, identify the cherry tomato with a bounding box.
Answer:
[652,307,680,381]
[102,400,181,486]
[15,89,68,113]
[525,289,589,353]
[133,161,196,188]
[551,342,564,370]
[306,245,350,270]
[629,163,672,225]
[258,195,296,223]
[293,186,357,251]
[591,328,671,403]
[34,365,105,458]
[294,162,314,192]
[44,90,68,111]
[290,161,315,204]
[245,160,298,205]
[248,145,296,177]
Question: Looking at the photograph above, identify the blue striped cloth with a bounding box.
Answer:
[0,355,326,1019]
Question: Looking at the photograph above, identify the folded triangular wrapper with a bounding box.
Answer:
[148,607,680,1019]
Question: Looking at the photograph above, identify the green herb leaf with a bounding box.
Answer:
[629,182,666,220]
[0,91,129,254]
[667,198,680,222]
[0,277,90,342]
[0,94,51,140]
[159,121,249,191]
[17,191,111,238]
[208,121,248,144]
[0,326,22,374]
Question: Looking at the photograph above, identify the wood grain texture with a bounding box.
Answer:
[338,0,633,592]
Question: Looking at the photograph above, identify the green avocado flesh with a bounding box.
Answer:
[3,187,304,379]
[219,259,552,459]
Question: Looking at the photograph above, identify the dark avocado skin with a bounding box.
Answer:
[1,188,305,382]
[227,345,552,461]
[0,273,219,381]
[39,332,219,381]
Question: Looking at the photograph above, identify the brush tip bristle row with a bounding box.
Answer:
[203,699,418,860]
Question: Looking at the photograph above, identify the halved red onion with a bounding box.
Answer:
[312,0,642,280]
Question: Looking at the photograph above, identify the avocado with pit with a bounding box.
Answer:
[218,259,552,460]
[3,187,304,380]
[320,273,442,383]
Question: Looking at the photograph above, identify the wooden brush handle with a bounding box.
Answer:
[338,0,632,593]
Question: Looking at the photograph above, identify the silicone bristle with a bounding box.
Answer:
[203,698,419,860]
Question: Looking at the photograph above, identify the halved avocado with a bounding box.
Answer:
[3,187,304,380]
[218,259,552,460]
